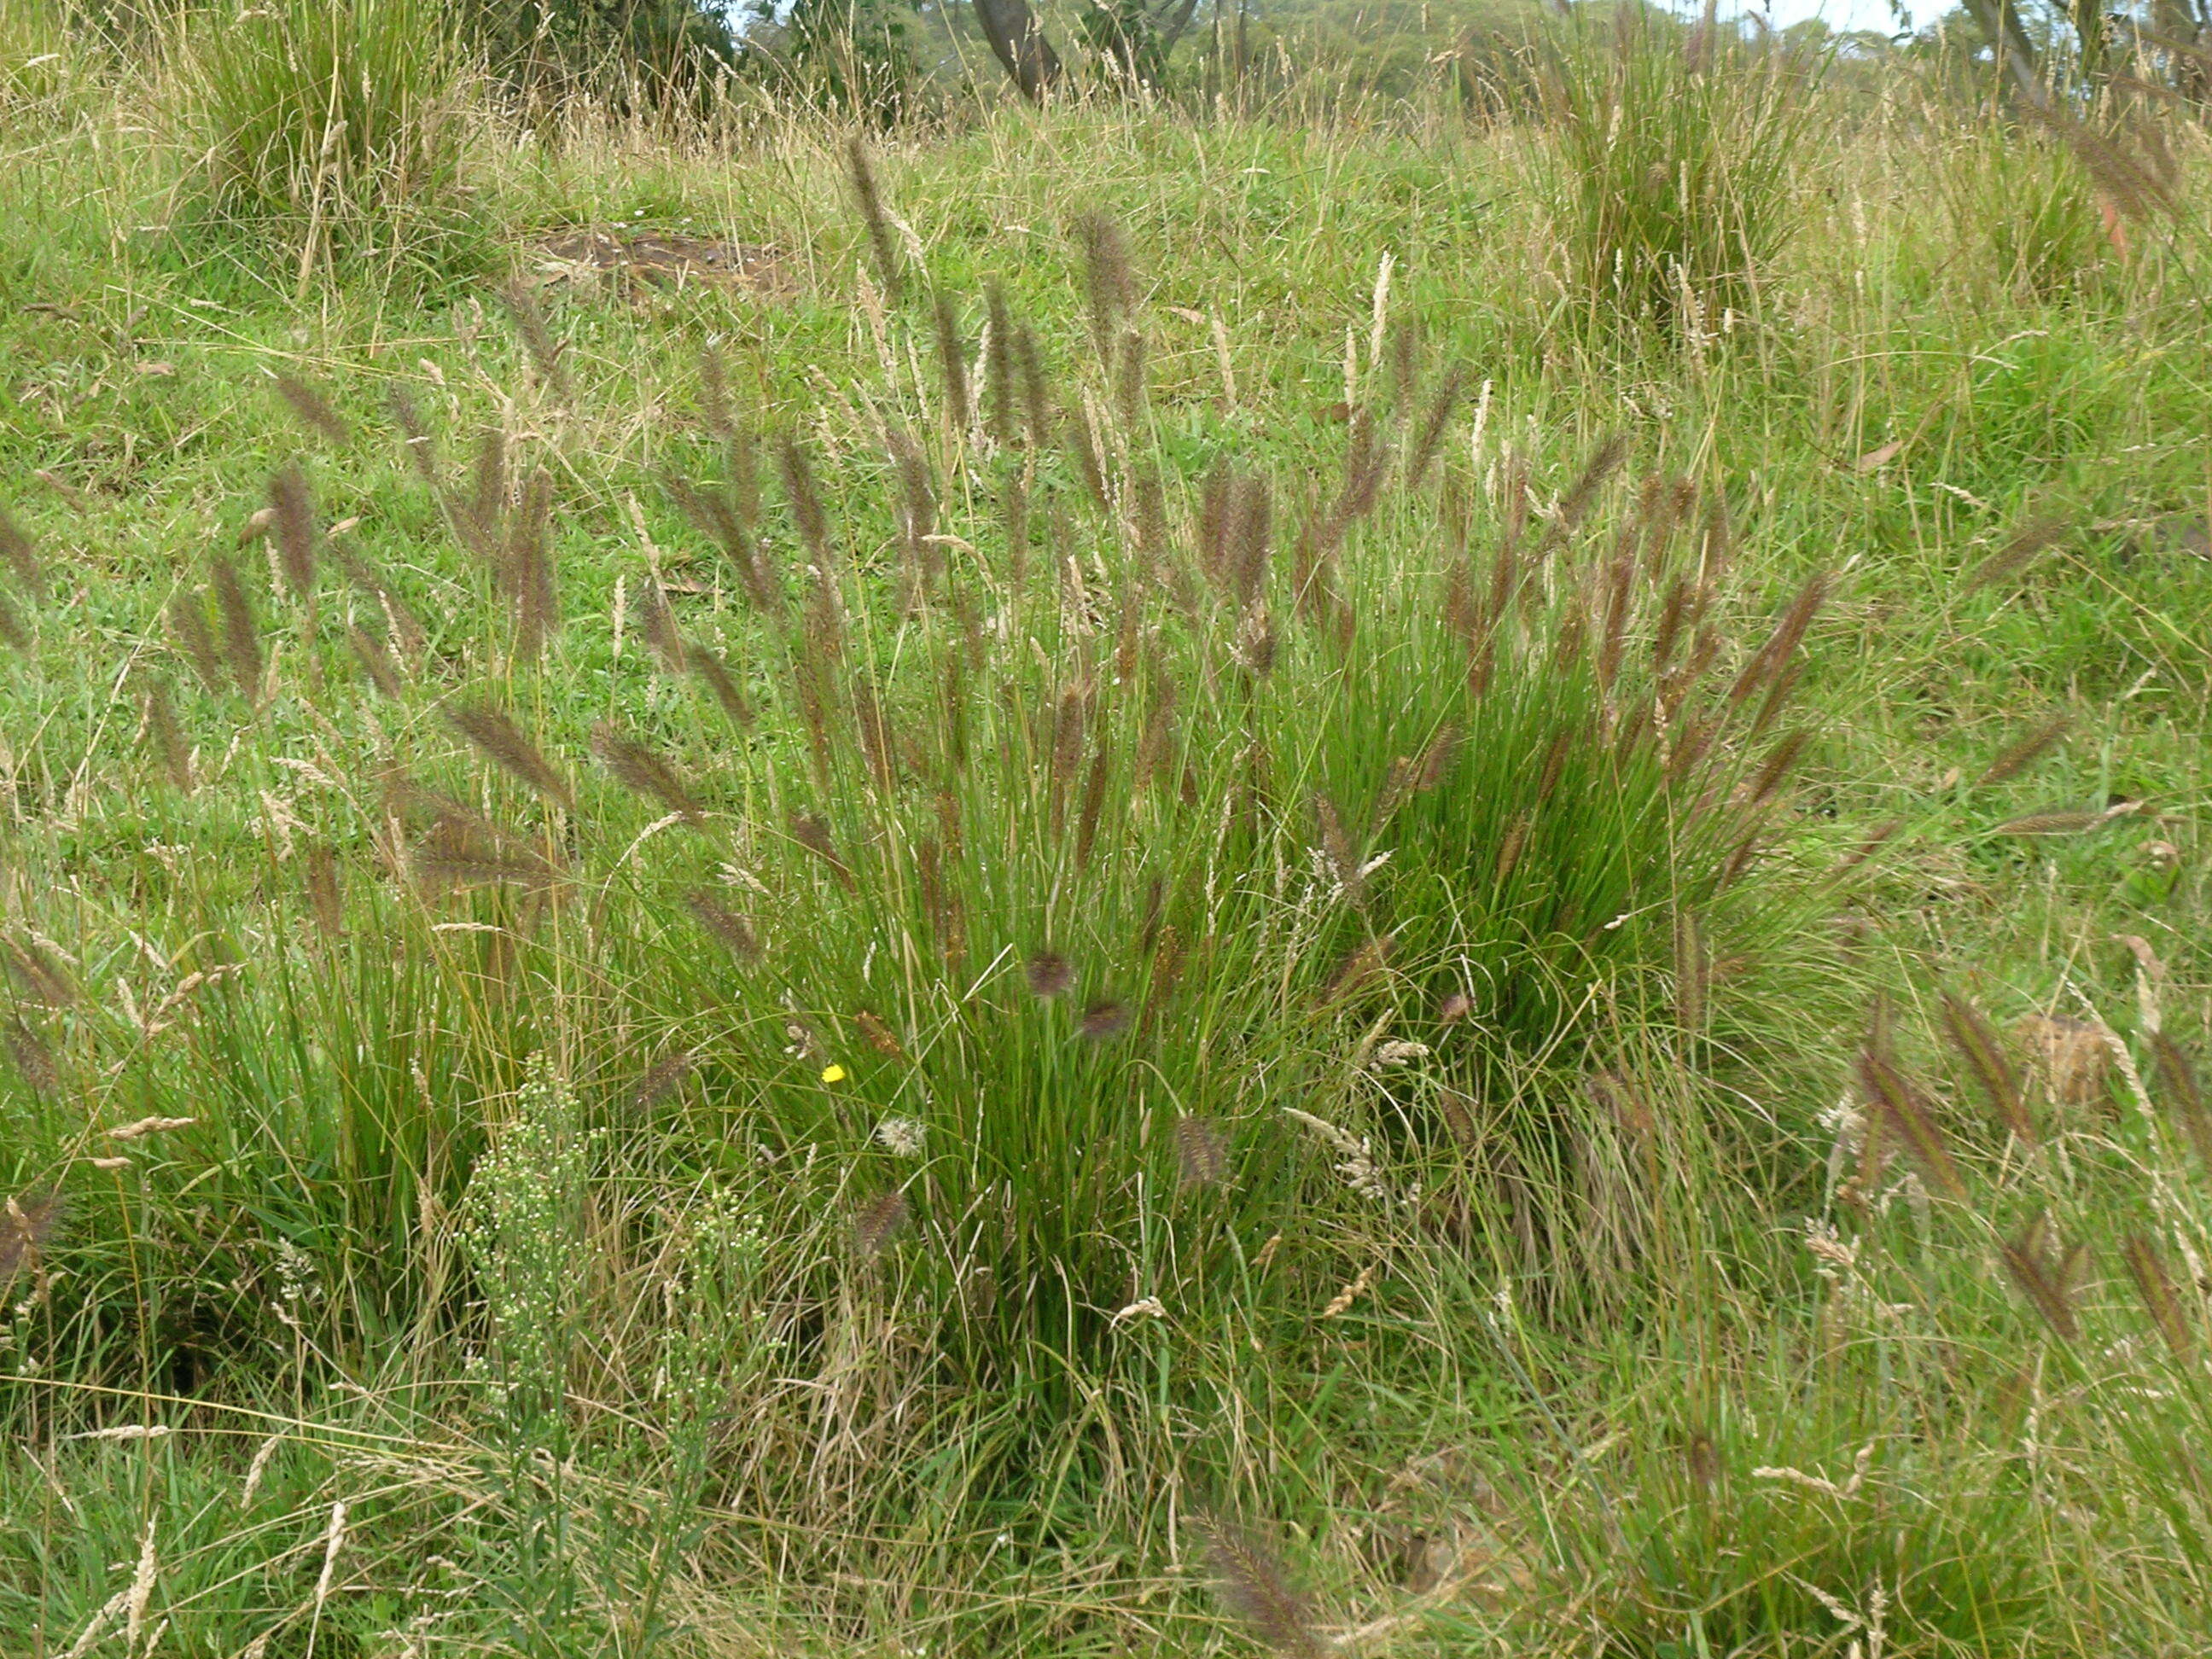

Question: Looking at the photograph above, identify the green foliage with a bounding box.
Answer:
[0,225,1836,1511]
[1528,1398,2069,1654]
[632,433,1813,1383]
[1245,0,1542,105]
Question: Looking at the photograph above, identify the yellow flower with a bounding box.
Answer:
[820,1063,847,1085]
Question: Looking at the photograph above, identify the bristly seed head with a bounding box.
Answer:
[853,1189,910,1258]
[348,624,404,699]
[274,375,350,446]
[690,643,756,729]
[1,1189,63,1286]
[1175,1115,1228,1190]
[1321,934,1393,1004]
[303,845,344,937]
[1939,991,2034,1145]
[4,1018,58,1095]
[388,387,438,485]
[2000,1212,2086,1342]
[268,463,319,598]
[1856,1047,1964,1200]
[1078,1000,1130,1040]
[2151,1032,2212,1170]
[788,812,854,889]
[2122,1232,2192,1356]
[498,282,574,402]
[853,1009,910,1062]
[449,701,573,808]
[207,553,265,704]
[1195,1516,1329,1659]
[932,292,970,430]
[984,282,1016,445]
[1075,212,1135,372]
[777,438,834,567]
[1976,718,2069,788]
[845,137,905,302]
[633,1050,694,1111]
[143,680,194,794]
[1026,952,1074,999]
[591,721,704,825]
[0,507,43,595]
[684,889,762,965]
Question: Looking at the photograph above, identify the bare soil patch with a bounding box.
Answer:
[521,230,793,300]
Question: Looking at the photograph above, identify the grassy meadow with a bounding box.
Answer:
[2,3,2210,1654]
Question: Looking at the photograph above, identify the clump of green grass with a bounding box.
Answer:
[0,213,1841,1555]
[1941,121,2115,304]
[1540,4,1820,336]
[177,0,474,282]
[0,0,84,124]
[561,247,1839,1386]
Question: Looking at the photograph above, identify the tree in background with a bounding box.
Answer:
[741,0,922,119]
[1925,0,2211,101]
[969,0,1209,99]
[1076,0,1203,86]
[467,0,740,100]
[971,0,1062,96]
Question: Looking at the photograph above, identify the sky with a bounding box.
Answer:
[1729,0,1918,33]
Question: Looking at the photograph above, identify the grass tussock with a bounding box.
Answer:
[178,0,474,279]
[1541,5,1821,337]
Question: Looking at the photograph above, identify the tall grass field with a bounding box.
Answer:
[2,1,2209,1653]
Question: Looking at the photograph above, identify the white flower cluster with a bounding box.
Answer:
[1283,1106,1394,1205]
[875,1117,927,1158]
[1367,1039,1431,1068]
[1802,1219,1914,1324]
[456,1055,587,1435]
